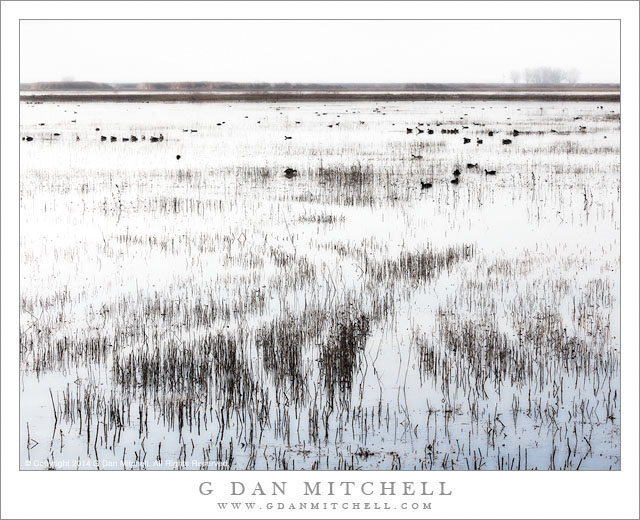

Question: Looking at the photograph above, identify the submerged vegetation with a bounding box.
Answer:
[19,98,620,470]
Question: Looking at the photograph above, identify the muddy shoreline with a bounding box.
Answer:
[21,92,621,103]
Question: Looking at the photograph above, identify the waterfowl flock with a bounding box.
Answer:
[20,100,605,196]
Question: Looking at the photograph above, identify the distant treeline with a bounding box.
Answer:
[20,81,620,92]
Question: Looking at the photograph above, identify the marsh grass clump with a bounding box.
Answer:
[268,248,317,289]
[318,307,371,404]
[368,244,475,284]
[437,315,523,388]
[316,164,372,186]
[255,308,326,398]
[298,212,345,224]
[112,332,270,436]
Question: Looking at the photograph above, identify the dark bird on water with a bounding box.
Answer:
[477,138,483,144]
[406,128,413,134]
[488,131,494,136]
[502,139,512,145]
[463,138,471,144]
[420,181,433,189]
[176,155,181,160]
[416,127,424,134]
[467,163,478,169]
[122,137,129,142]
[450,178,460,184]
[101,136,107,141]
[130,136,138,142]
[411,153,423,160]
[513,129,520,136]
[284,136,292,140]
[150,136,159,142]
[95,128,100,131]
[427,129,434,134]
[284,168,298,178]
[110,136,117,142]
[25,136,33,141]
[485,169,497,175]
[453,168,461,177]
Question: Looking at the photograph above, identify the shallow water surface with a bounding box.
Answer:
[20,99,620,470]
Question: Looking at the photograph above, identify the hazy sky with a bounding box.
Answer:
[20,20,620,83]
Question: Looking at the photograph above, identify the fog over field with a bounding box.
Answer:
[20,20,620,84]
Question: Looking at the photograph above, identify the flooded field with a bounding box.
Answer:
[19,98,620,470]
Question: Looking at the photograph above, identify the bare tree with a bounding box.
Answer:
[564,68,580,84]
[522,67,579,84]
[510,70,521,83]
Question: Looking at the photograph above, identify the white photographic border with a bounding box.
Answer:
[1,2,638,519]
